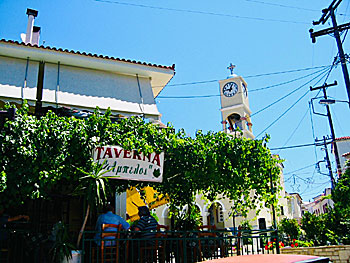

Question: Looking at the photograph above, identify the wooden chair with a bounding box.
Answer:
[197,225,221,261]
[101,223,122,263]
[139,224,169,263]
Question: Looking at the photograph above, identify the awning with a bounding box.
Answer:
[126,186,168,222]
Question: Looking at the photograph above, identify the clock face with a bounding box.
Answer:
[242,83,248,97]
[222,82,238,97]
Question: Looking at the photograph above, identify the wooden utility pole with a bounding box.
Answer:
[309,0,350,106]
[315,137,336,189]
[310,82,342,176]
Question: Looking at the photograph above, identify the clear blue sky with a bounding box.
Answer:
[1,0,349,202]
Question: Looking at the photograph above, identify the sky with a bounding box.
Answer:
[0,0,349,202]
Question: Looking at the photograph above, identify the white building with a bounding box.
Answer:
[301,188,334,216]
[155,67,291,230]
[333,137,350,173]
[286,193,303,222]
[0,9,175,123]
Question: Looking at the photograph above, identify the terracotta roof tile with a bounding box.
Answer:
[0,39,175,70]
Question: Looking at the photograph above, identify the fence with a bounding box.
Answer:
[0,227,280,263]
[82,228,279,263]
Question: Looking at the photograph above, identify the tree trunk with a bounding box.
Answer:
[76,204,90,248]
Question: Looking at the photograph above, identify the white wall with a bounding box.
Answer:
[0,56,161,118]
[0,56,38,104]
[335,139,350,172]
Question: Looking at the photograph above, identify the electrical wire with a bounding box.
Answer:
[284,163,318,175]
[245,0,350,17]
[276,107,309,155]
[251,66,331,117]
[255,67,331,137]
[244,0,319,12]
[250,67,329,92]
[157,66,331,99]
[158,65,330,88]
[309,101,318,162]
[95,0,310,24]
[270,142,317,151]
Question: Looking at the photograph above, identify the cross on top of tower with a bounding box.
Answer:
[227,63,236,75]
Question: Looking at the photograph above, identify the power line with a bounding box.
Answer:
[309,101,318,162]
[250,67,329,92]
[245,65,330,79]
[251,66,331,117]
[270,142,317,151]
[284,163,318,175]
[244,0,350,16]
[277,107,309,154]
[256,67,332,137]
[95,0,310,24]
[244,0,319,12]
[157,66,331,99]
[159,65,330,88]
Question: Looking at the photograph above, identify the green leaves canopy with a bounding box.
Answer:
[0,105,280,216]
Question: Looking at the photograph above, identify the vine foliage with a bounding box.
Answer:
[0,104,281,217]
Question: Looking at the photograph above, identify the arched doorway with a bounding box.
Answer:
[206,202,225,228]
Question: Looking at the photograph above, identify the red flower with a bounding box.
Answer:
[293,239,296,242]
[291,244,294,247]
[265,245,268,250]
[295,243,298,247]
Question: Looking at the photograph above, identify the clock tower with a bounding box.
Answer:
[219,64,254,139]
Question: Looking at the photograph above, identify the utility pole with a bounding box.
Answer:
[310,81,342,176]
[269,170,280,254]
[309,0,350,106]
[315,137,336,189]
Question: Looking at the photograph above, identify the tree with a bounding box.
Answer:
[301,212,329,245]
[0,104,281,233]
[278,218,301,242]
[74,160,112,247]
[330,161,350,244]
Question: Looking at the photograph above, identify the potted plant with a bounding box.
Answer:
[74,159,112,248]
[49,221,77,263]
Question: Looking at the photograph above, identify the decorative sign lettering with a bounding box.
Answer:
[93,146,164,182]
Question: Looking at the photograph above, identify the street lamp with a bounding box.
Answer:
[319,99,350,105]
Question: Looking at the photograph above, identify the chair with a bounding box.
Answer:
[101,223,122,263]
[197,225,222,261]
[139,224,169,263]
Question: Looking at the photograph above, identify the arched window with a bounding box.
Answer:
[228,113,243,130]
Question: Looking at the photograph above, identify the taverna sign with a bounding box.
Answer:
[93,146,164,182]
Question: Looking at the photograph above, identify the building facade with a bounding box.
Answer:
[155,67,291,230]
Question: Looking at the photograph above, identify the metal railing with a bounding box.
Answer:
[82,228,280,263]
[0,228,280,263]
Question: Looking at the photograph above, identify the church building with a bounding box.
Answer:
[155,64,290,232]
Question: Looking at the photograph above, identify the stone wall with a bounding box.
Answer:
[281,245,350,263]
